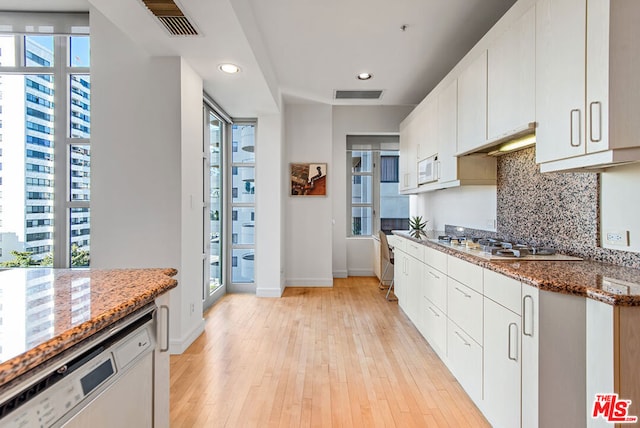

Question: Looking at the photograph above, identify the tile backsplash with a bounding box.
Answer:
[448,146,640,269]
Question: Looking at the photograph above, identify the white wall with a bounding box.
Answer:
[331,106,413,278]
[414,186,497,233]
[601,163,640,253]
[256,111,286,296]
[90,8,204,353]
[284,103,333,286]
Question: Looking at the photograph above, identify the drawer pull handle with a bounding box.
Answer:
[508,322,518,362]
[428,271,440,280]
[570,108,582,147]
[160,305,170,353]
[523,295,534,337]
[455,287,471,298]
[589,101,602,142]
[428,306,440,317]
[454,331,471,347]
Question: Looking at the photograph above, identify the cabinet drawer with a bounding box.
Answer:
[421,297,447,359]
[404,240,424,261]
[388,234,404,251]
[424,246,447,274]
[447,278,483,344]
[447,255,483,293]
[483,269,522,315]
[447,318,482,404]
[423,264,447,311]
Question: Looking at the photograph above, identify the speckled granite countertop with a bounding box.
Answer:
[393,231,640,306]
[0,268,177,386]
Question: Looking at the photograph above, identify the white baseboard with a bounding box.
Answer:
[285,278,334,287]
[333,270,348,278]
[348,269,375,277]
[169,318,205,355]
[256,287,284,297]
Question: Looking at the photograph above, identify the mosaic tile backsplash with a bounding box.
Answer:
[446,146,640,269]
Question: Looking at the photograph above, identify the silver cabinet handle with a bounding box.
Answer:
[589,101,602,142]
[508,322,518,362]
[570,108,582,147]
[454,331,471,347]
[455,287,471,298]
[428,270,440,280]
[428,306,440,317]
[523,295,534,337]
[159,305,170,353]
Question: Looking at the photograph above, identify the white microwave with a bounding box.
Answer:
[418,154,438,184]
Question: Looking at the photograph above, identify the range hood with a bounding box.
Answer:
[456,122,537,157]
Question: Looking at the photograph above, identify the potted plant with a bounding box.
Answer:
[409,216,428,239]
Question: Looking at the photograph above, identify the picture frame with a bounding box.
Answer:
[290,163,327,196]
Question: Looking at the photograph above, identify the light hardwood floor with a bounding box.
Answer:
[169,277,489,427]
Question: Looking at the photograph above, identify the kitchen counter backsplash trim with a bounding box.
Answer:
[394,231,640,306]
[0,268,178,386]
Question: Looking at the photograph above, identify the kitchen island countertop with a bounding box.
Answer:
[393,231,640,306]
[0,268,177,387]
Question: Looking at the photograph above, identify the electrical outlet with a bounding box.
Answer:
[605,230,629,246]
[190,303,195,314]
[487,219,497,230]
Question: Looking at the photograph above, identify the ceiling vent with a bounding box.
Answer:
[140,0,199,36]
[335,90,383,100]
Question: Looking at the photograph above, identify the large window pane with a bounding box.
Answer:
[231,207,254,245]
[352,207,372,236]
[25,36,54,67]
[351,151,372,173]
[70,145,90,200]
[352,175,372,204]
[70,208,90,267]
[70,36,90,67]
[70,74,90,138]
[0,36,17,67]
[208,113,222,294]
[231,167,254,204]
[231,249,254,284]
[231,124,255,163]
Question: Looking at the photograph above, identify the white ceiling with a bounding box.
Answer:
[2,0,517,117]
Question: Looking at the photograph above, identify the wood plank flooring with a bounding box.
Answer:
[169,277,489,427]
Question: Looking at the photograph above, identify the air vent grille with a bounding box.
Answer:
[141,0,199,36]
[335,90,383,100]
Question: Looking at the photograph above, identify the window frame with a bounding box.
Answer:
[0,32,90,267]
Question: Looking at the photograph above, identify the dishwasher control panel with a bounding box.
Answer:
[0,318,155,428]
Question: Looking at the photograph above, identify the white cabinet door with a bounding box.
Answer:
[447,278,483,345]
[399,119,418,192]
[447,319,483,404]
[457,50,487,155]
[487,6,535,141]
[394,251,406,306]
[483,298,521,428]
[423,264,447,312]
[404,254,422,324]
[521,284,539,428]
[535,0,587,163]
[421,297,447,359]
[418,96,438,161]
[437,79,458,183]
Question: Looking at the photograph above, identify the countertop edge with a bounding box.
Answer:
[0,269,178,386]
[392,231,640,307]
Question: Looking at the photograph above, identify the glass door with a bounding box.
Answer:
[204,108,224,309]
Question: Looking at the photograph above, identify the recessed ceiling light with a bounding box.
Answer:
[219,63,241,74]
[357,73,373,80]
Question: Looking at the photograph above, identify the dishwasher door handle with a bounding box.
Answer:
[159,305,170,352]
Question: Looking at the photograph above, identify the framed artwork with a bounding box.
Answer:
[290,163,327,196]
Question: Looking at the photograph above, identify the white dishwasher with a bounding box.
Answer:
[0,305,157,428]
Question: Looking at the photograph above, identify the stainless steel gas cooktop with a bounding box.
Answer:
[432,236,582,261]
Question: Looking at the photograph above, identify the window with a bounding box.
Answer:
[230,122,256,285]
[0,29,90,268]
[347,136,409,236]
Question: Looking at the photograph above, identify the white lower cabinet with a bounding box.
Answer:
[483,298,521,428]
[420,297,447,359]
[447,319,483,403]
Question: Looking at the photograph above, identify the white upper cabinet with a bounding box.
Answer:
[399,117,418,192]
[487,6,535,142]
[536,0,640,172]
[437,79,458,184]
[457,50,488,155]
